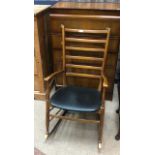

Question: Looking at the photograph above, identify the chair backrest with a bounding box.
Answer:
[61,25,110,91]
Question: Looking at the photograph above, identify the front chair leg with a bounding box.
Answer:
[45,101,50,139]
[98,109,104,149]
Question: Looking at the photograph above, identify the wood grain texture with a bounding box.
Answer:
[65,27,110,33]
[48,14,119,36]
[66,55,103,61]
[65,37,106,43]
[66,46,105,52]
[34,17,44,93]
[34,12,53,99]
[66,64,102,70]
[66,72,101,79]
[52,2,120,10]
[34,91,46,100]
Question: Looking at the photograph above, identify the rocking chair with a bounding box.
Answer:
[44,25,110,149]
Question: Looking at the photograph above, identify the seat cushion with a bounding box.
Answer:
[50,86,101,112]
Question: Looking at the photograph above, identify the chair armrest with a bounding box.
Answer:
[44,70,65,82]
[103,75,108,88]
[44,70,65,100]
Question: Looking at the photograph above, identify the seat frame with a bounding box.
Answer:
[44,25,110,149]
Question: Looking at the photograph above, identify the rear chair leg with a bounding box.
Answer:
[98,109,104,149]
[45,101,49,139]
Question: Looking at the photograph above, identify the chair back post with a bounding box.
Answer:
[99,28,111,94]
[102,28,111,75]
[61,24,67,86]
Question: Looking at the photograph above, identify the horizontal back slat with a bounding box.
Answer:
[66,64,102,70]
[65,37,106,43]
[65,28,109,34]
[66,72,100,79]
[65,46,105,52]
[66,55,103,61]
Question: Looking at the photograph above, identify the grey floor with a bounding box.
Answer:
[34,85,120,155]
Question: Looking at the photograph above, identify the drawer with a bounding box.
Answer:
[49,34,119,53]
[48,14,120,36]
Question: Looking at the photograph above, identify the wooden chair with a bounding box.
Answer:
[44,25,111,149]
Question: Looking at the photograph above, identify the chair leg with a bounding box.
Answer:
[49,110,67,135]
[98,109,104,149]
[45,101,49,139]
[115,128,120,140]
[115,111,120,140]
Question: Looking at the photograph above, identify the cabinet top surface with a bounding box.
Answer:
[34,1,119,15]
[52,2,120,10]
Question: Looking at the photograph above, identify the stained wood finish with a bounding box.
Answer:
[64,27,109,87]
[34,10,52,100]
[66,64,102,70]
[62,26,110,83]
[66,72,101,79]
[34,91,46,100]
[65,27,110,33]
[50,14,119,20]
[65,37,106,43]
[48,35,119,53]
[53,2,120,10]
[66,55,103,61]
[34,17,44,94]
[65,46,105,52]
[49,114,100,124]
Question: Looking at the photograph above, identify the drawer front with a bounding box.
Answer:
[48,14,120,36]
[49,34,119,53]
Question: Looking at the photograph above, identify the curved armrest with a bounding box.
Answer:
[44,70,65,82]
[103,75,108,88]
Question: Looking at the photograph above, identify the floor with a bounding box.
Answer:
[34,85,120,155]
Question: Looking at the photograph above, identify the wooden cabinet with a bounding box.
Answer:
[34,15,45,100]
[34,8,52,100]
[34,2,120,100]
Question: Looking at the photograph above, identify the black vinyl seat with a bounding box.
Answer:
[50,86,101,112]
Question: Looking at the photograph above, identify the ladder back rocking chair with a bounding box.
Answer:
[44,25,110,149]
